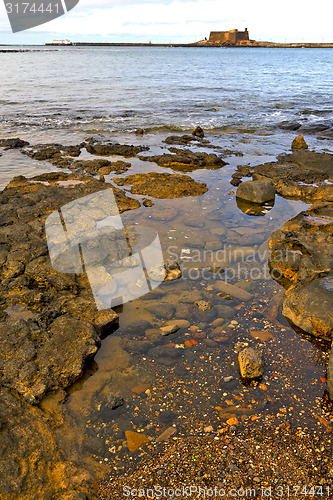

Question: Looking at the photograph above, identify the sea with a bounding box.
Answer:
[1,46,333,471]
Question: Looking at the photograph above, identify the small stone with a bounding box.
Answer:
[192,126,205,138]
[143,198,154,207]
[136,128,144,135]
[125,431,149,452]
[160,324,180,336]
[226,417,238,426]
[195,300,211,311]
[156,427,177,443]
[223,376,234,383]
[212,318,225,327]
[102,394,124,410]
[204,425,214,433]
[166,319,191,329]
[291,134,308,150]
[184,340,193,348]
[238,347,264,379]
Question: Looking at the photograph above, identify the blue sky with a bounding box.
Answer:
[0,0,332,45]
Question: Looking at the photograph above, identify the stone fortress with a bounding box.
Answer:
[208,28,250,45]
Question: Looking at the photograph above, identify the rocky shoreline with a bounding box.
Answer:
[0,132,333,499]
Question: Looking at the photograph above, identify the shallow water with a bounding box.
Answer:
[1,46,333,473]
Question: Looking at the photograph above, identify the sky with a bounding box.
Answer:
[0,0,332,45]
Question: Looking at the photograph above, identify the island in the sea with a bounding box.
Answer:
[46,29,333,48]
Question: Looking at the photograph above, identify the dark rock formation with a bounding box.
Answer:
[0,137,30,149]
[143,148,227,172]
[0,171,142,498]
[86,143,148,157]
[72,159,131,176]
[113,172,208,198]
[233,150,333,203]
[192,126,205,138]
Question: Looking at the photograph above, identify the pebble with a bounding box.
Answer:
[223,376,234,383]
[160,324,180,336]
[125,431,149,452]
[212,318,225,327]
[166,319,191,329]
[204,426,214,433]
[156,426,177,443]
[195,300,212,311]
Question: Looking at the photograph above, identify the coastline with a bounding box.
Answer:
[0,128,332,499]
[44,42,333,48]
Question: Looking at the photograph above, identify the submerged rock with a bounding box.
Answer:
[236,180,276,204]
[283,276,333,338]
[100,394,124,411]
[238,347,264,379]
[125,430,149,452]
[143,149,227,172]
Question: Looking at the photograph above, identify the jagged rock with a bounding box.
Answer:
[100,394,124,411]
[143,149,227,172]
[0,171,142,497]
[238,347,264,379]
[232,150,333,203]
[278,121,301,131]
[192,126,205,138]
[268,203,333,287]
[86,143,148,157]
[113,172,208,199]
[195,300,212,311]
[72,159,131,176]
[0,137,29,149]
[164,134,197,145]
[236,180,276,204]
[291,135,308,150]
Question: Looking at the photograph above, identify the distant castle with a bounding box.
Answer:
[208,28,250,45]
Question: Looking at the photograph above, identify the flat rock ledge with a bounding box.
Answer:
[0,172,143,499]
[113,172,208,198]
